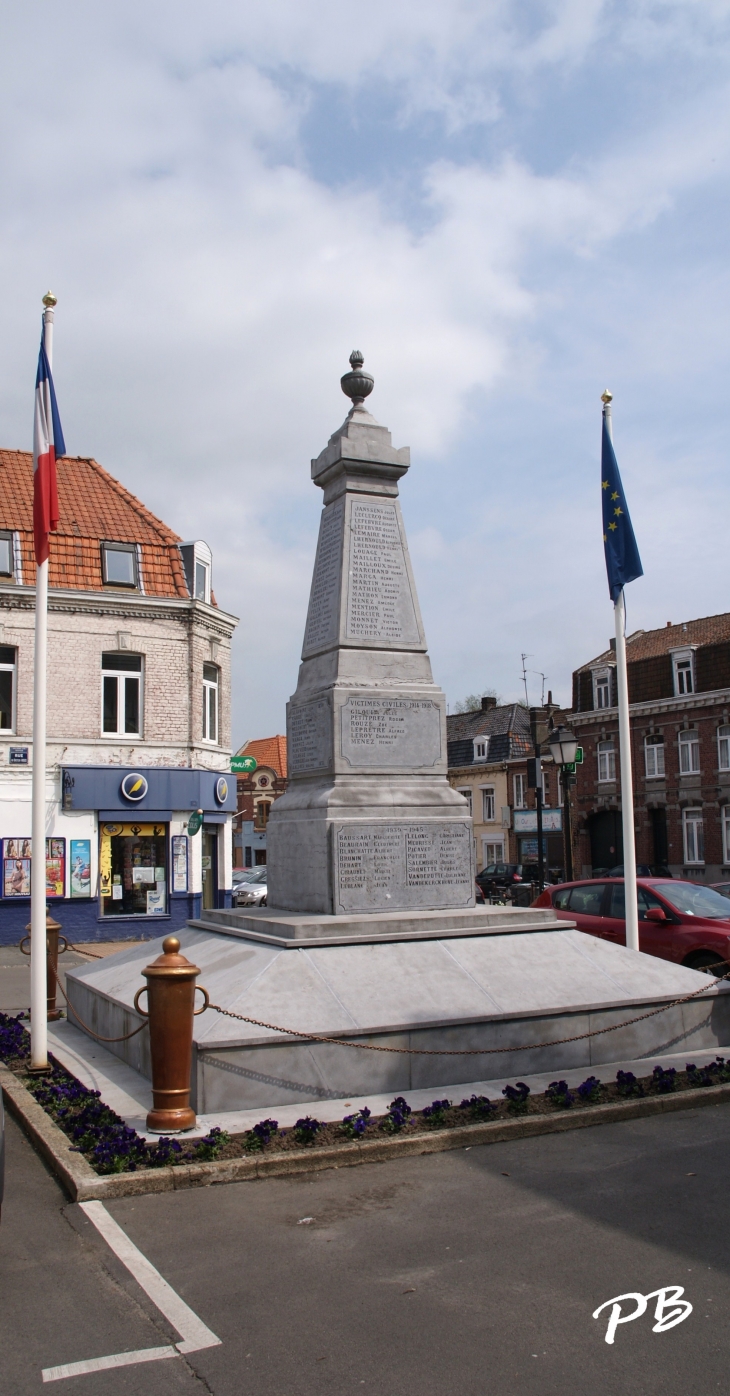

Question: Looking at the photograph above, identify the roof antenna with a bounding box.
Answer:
[521,654,531,707]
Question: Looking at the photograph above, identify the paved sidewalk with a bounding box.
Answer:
[0,942,147,1016]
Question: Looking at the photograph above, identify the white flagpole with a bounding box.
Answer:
[29,292,56,1068]
[602,390,639,953]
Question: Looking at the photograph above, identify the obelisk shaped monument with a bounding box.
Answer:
[267,354,473,915]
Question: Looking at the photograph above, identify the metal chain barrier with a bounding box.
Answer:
[205,962,730,1058]
[48,966,148,1045]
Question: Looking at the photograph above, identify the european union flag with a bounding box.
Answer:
[602,413,643,604]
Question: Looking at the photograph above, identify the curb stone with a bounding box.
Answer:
[3,1061,730,1201]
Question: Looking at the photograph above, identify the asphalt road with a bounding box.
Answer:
[2,1103,730,1394]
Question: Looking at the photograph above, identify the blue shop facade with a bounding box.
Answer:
[0,764,235,946]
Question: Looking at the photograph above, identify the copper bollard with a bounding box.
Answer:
[21,910,67,1021]
[133,935,209,1133]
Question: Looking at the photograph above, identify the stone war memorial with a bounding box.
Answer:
[67,357,730,1116]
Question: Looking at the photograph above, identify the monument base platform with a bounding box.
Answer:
[65,918,730,1116]
[187,903,565,947]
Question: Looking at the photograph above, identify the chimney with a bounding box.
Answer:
[481,695,497,711]
[666,621,672,628]
[609,638,616,651]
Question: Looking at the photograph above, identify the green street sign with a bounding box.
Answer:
[564,762,576,774]
[231,755,258,773]
[575,746,584,764]
[187,809,204,835]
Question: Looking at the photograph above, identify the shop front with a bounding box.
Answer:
[0,764,235,945]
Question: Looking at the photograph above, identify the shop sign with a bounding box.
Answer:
[215,776,229,804]
[120,772,149,802]
[187,809,204,836]
[513,808,563,833]
[231,755,257,773]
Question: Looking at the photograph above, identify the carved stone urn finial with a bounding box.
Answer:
[340,350,374,407]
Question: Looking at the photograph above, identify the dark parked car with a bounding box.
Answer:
[533,877,730,974]
[476,864,529,897]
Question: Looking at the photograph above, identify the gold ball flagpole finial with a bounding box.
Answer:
[42,291,57,308]
[601,388,613,404]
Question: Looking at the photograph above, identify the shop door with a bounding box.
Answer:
[202,827,218,910]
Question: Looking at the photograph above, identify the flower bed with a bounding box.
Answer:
[3,1010,730,1176]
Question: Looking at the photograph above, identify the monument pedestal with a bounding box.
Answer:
[267,353,473,915]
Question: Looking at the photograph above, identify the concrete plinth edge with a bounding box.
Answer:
[4,1059,730,1201]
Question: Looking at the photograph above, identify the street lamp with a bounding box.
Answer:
[548,724,578,882]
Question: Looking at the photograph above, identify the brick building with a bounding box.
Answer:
[570,613,730,880]
[233,734,287,867]
[446,697,567,872]
[0,449,238,942]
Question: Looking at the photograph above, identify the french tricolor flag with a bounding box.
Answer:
[33,338,65,566]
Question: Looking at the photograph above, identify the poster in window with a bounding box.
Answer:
[70,839,91,898]
[46,837,65,897]
[3,841,31,896]
[171,835,188,893]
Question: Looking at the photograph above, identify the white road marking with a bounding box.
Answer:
[41,1201,222,1381]
[79,1200,221,1354]
[42,1347,177,1382]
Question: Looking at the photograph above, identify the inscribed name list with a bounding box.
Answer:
[302,500,344,655]
[288,699,332,774]
[333,821,473,912]
[345,501,420,646]
[340,697,441,769]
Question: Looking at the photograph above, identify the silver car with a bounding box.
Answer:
[232,867,268,906]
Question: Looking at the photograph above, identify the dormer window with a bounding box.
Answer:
[102,542,138,588]
[592,667,613,710]
[180,541,212,605]
[671,648,694,696]
[473,736,488,761]
[0,531,13,578]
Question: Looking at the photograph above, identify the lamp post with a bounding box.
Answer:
[548,724,578,883]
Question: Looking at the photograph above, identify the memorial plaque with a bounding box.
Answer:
[345,500,420,646]
[340,696,441,769]
[302,499,344,655]
[288,698,332,775]
[332,821,473,913]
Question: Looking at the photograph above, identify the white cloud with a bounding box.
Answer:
[1,2,730,736]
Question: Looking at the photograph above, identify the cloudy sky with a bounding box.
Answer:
[3,2,730,740]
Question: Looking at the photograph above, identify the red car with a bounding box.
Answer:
[532,877,730,975]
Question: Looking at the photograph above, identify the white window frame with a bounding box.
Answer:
[101,654,143,738]
[202,664,219,744]
[592,667,613,710]
[679,729,700,775]
[513,773,526,808]
[718,726,730,773]
[644,735,665,779]
[481,838,505,868]
[597,739,616,783]
[671,648,695,697]
[0,645,17,733]
[481,786,495,823]
[541,768,550,804]
[473,736,488,761]
[457,787,473,816]
[683,808,704,865]
[722,808,730,865]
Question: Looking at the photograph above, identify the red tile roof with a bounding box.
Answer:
[578,613,730,671]
[237,735,287,779]
[0,449,190,599]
